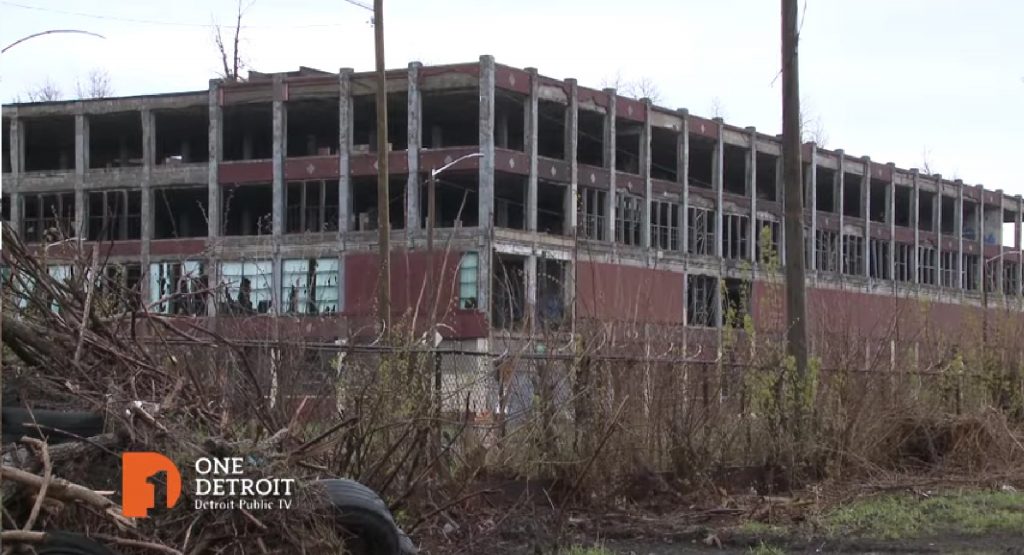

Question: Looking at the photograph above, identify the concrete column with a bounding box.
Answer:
[995,189,1005,296]
[955,179,964,290]
[272,75,286,238]
[565,79,579,236]
[338,68,353,233]
[836,152,845,276]
[640,98,652,249]
[712,117,723,259]
[936,177,943,285]
[8,115,21,234]
[976,185,985,292]
[862,157,871,279]
[406,62,422,231]
[478,55,496,315]
[889,164,896,283]
[747,127,757,263]
[677,109,689,256]
[911,170,920,284]
[526,68,539,233]
[807,144,818,271]
[74,110,88,237]
[208,80,222,238]
[778,142,785,262]
[140,109,154,301]
[1017,195,1023,298]
[525,254,537,328]
[603,87,617,242]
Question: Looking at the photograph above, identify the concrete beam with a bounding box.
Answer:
[339,68,353,233]
[406,62,422,231]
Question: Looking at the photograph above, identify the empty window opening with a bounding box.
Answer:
[1003,211,1017,248]
[962,201,979,241]
[842,235,864,275]
[962,253,979,291]
[222,184,273,236]
[869,238,890,280]
[917,246,937,285]
[281,258,339,315]
[494,92,525,151]
[815,229,839,273]
[23,116,75,171]
[87,190,141,241]
[576,109,604,167]
[577,187,607,240]
[615,192,642,246]
[2,118,11,173]
[651,199,681,251]
[755,218,781,263]
[894,186,912,228]
[286,99,340,157]
[843,173,862,218]
[940,251,956,288]
[149,260,207,315]
[918,191,935,232]
[89,112,143,169]
[722,144,747,196]
[536,258,567,329]
[1004,262,1020,295]
[815,167,836,212]
[492,253,526,330]
[688,206,715,256]
[687,274,716,328]
[688,136,714,189]
[537,181,566,235]
[722,278,750,329]
[421,90,476,149]
[21,192,75,242]
[537,100,565,160]
[420,172,478,229]
[154,187,208,238]
[458,252,479,309]
[723,213,749,260]
[650,126,678,181]
[894,243,913,282]
[223,104,272,161]
[2,194,10,221]
[155,107,209,164]
[96,263,143,311]
[615,118,641,174]
[869,179,887,223]
[756,153,778,201]
[495,174,526,230]
[220,260,273,314]
[286,180,339,233]
[940,196,956,234]
[352,175,406,231]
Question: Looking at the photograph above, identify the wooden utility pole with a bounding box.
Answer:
[781,0,809,409]
[374,0,391,329]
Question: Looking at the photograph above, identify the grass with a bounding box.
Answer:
[746,542,786,555]
[558,546,614,555]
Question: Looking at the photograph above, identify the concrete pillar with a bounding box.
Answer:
[74,110,88,237]
[976,184,985,291]
[338,68,353,233]
[478,55,496,315]
[955,179,964,290]
[888,164,896,283]
[862,157,871,279]
[747,127,757,263]
[565,79,578,236]
[8,115,21,234]
[526,68,539,233]
[936,177,944,285]
[836,152,845,275]
[911,170,920,284]
[602,87,617,242]
[640,98,652,249]
[995,189,1005,296]
[807,143,818,271]
[712,117,724,259]
[677,109,689,256]
[1017,195,1023,298]
[140,109,154,301]
[208,80,223,238]
[406,62,422,231]
[525,254,537,328]
[272,75,286,238]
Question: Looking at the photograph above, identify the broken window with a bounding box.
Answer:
[286,99,340,157]
[918,191,935,232]
[458,252,479,309]
[537,100,566,160]
[154,187,208,239]
[537,181,566,235]
[940,195,956,235]
[843,173,862,218]
[1004,262,1021,296]
[722,144,747,196]
[940,251,956,288]
[722,278,750,329]
[869,179,888,223]
[615,118,641,174]
[23,116,75,172]
[495,92,525,151]
[536,258,567,329]
[353,176,406,231]
[755,218,781,263]
[869,238,890,280]
[421,90,475,149]
[286,180,340,233]
[688,206,715,256]
[420,173,478,230]
[894,186,912,228]
[281,258,339,315]
[155,107,209,164]
[88,190,142,241]
[688,136,714,189]
[917,246,937,285]
[2,118,11,173]
[687,274,716,328]
[578,187,607,240]
[222,184,273,236]
[650,127,678,181]
[149,261,207,315]
[894,243,913,282]
[21,192,75,242]
[962,201,979,241]
[756,153,778,201]
[89,112,143,169]
[222,104,272,161]
[815,167,836,212]
[576,109,604,167]
[220,260,273,314]
[1003,210,1017,248]
[722,213,749,260]
[815,229,839,273]
[651,200,680,251]
[615,192,643,246]
[962,253,979,291]
[842,235,864,276]
[495,175,526,230]
[492,254,525,329]
[96,263,143,311]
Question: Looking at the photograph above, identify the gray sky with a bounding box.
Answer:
[2,0,1021,197]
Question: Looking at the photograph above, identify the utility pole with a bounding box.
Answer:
[374,0,391,329]
[781,0,809,422]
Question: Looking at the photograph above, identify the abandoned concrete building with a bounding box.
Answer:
[2,55,1023,379]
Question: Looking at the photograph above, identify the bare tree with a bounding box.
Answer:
[709,96,726,119]
[22,77,63,102]
[921,146,936,176]
[213,0,253,81]
[800,96,827,146]
[601,71,663,103]
[75,68,113,99]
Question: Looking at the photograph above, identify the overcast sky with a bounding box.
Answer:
[1,0,1021,197]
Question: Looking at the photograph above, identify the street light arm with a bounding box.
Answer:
[3,30,105,54]
[431,152,483,178]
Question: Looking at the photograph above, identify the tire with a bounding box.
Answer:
[1,407,104,444]
[316,479,414,555]
[34,531,120,555]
